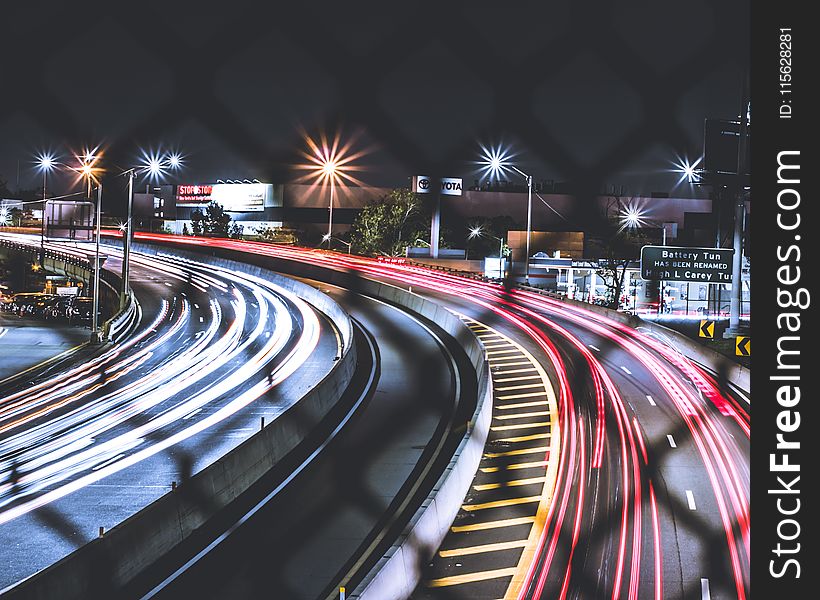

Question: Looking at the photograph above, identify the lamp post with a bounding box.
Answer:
[36,153,56,265]
[121,152,182,307]
[91,181,103,342]
[478,146,533,282]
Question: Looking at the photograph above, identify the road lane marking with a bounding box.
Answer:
[487,348,522,356]
[497,400,549,410]
[494,411,550,420]
[496,383,545,392]
[493,367,537,375]
[199,316,204,323]
[481,461,548,473]
[489,358,534,366]
[686,490,697,510]
[451,516,535,533]
[497,391,546,400]
[183,408,202,420]
[474,477,546,491]
[701,578,711,599]
[491,421,551,432]
[621,366,633,375]
[462,496,542,511]
[496,432,551,443]
[667,434,677,448]
[495,375,542,383]
[588,344,601,352]
[439,540,528,558]
[484,446,549,459]
[646,395,656,406]
[427,567,517,588]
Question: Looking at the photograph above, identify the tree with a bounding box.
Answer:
[350,189,429,256]
[591,196,649,308]
[190,201,233,237]
[254,225,300,245]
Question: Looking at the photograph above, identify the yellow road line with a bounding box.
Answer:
[451,516,535,533]
[485,446,549,458]
[439,540,528,557]
[462,496,542,511]
[497,391,546,400]
[497,400,549,410]
[427,567,517,588]
[487,349,523,356]
[494,375,543,383]
[491,421,551,432]
[481,460,549,473]
[496,432,551,443]
[496,383,545,391]
[474,477,546,491]
[493,367,538,374]
[494,411,550,420]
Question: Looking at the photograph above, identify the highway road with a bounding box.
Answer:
[129,279,477,600]
[0,235,340,590]
[132,234,750,600]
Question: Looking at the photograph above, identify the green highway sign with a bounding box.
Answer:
[640,246,734,283]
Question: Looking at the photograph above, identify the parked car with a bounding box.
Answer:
[43,296,75,321]
[10,293,57,317]
[67,296,97,324]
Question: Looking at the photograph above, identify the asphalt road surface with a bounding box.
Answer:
[0,237,339,590]
[144,235,749,600]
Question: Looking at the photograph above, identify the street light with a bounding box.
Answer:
[295,130,368,247]
[468,225,506,279]
[120,150,183,307]
[478,144,533,282]
[35,152,58,264]
[321,233,352,254]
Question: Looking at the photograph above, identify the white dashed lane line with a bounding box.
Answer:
[686,490,697,510]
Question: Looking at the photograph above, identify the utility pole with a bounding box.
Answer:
[725,69,750,338]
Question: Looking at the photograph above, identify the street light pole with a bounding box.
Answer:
[121,170,135,308]
[327,182,335,244]
[511,166,533,282]
[92,181,103,342]
[40,169,47,265]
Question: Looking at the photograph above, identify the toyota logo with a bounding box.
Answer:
[418,178,430,190]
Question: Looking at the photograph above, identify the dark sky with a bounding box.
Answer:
[1,1,749,211]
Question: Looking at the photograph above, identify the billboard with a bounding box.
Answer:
[412,176,463,196]
[44,200,95,241]
[176,183,271,212]
[640,245,734,283]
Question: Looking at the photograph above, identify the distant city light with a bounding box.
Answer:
[168,153,182,169]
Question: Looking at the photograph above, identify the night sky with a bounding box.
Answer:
[1,1,749,213]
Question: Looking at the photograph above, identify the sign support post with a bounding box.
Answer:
[430,191,440,259]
